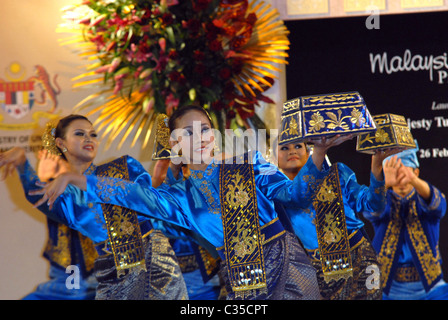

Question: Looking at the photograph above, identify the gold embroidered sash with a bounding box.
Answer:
[313,164,353,283]
[378,190,443,291]
[96,156,147,277]
[377,201,402,290]
[405,200,442,288]
[43,224,72,268]
[43,225,98,273]
[219,156,267,295]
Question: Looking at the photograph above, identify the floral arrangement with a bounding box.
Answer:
[59,0,289,149]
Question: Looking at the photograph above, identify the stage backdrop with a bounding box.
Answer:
[285,11,448,280]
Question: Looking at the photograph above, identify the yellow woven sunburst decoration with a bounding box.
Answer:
[58,0,289,150]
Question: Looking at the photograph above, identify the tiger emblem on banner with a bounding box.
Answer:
[0,62,60,129]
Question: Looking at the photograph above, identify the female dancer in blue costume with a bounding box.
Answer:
[0,114,188,300]
[151,160,222,300]
[1,149,98,300]
[275,140,401,300]
[32,105,355,300]
[364,146,448,300]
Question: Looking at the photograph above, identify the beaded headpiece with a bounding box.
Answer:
[42,121,61,156]
[152,113,171,160]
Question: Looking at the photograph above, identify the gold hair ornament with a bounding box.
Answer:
[42,121,62,156]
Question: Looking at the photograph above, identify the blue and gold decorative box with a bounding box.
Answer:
[279,91,377,145]
[356,113,416,154]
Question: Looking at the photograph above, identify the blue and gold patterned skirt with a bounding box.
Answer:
[219,231,322,300]
[307,234,382,300]
[94,229,188,300]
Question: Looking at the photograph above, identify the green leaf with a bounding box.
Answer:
[189,88,196,101]
[230,118,239,131]
[115,67,130,75]
[166,26,176,45]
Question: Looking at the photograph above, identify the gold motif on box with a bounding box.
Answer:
[309,112,325,132]
[313,164,353,283]
[357,113,416,154]
[289,116,299,135]
[279,92,376,145]
[280,99,303,145]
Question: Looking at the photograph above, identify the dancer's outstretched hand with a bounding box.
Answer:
[0,147,26,180]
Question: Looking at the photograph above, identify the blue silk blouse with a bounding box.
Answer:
[17,156,151,244]
[84,151,327,248]
[285,162,386,250]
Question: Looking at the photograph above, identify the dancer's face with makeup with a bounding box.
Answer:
[171,109,215,165]
[278,142,309,174]
[56,119,98,163]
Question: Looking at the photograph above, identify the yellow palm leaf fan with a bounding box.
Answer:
[77,84,157,151]
[103,92,155,150]
[230,0,290,99]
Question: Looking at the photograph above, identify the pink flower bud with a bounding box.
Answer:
[78,17,91,25]
[159,38,166,52]
[108,57,121,73]
[139,79,153,93]
[90,14,107,27]
[139,68,153,80]
[95,64,111,74]
[142,96,155,114]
